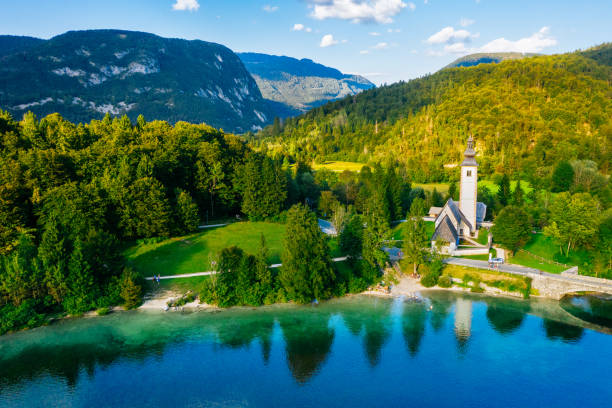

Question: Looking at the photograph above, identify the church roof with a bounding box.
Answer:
[460,135,479,167]
[432,215,459,244]
[476,202,487,223]
[446,199,473,231]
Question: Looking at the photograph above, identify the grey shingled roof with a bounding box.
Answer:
[432,215,458,244]
[446,199,472,231]
[476,202,487,223]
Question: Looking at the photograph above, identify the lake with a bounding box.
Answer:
[1,292,611,407]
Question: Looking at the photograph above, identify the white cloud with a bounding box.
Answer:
[427,26,476,44]
[428,26,557,57]
[408,2,416,11]
[172,0,199,11]
[387,28,401,33]
[320,34,339,47]
[360,49,370,54]
[263,5,279,13]
[444,42,470,54]
[369,32,381,36]
[479,26,557,53]
[460,18,475,27]
[374,42,389,49]
[309,0,407,24]
[293,23,313,32]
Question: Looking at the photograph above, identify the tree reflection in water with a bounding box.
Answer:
[339,298,393,367]
[401,301,427,357]
[542,319,584,343]
[485,299,529,336]
[278,311,334,384]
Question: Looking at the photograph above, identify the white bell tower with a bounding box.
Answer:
[459,135,478,234]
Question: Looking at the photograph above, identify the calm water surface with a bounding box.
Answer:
[1,292,611,407]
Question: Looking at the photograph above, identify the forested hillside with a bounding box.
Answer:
[444,52,538,69]
[257,46,612,185]
[0,30,276,133]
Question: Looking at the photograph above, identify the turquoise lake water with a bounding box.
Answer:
[1,292,611,407]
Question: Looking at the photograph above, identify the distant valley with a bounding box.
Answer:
[239,53,373,112]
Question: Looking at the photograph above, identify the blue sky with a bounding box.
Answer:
[1,0,611,84]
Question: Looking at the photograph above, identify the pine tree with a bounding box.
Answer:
[175,189,200,233]
[279,204,335,303]
[361,196,390,281]
[402,206,429,275]
[448,180,458,201]
[551,161,574,192]
[497,174,511,207]
[64,238,95,315]
[39,216,69,303]
[119,268,142,310]
[255,234,274,304]
[512,179,524,206]
[339,214,364,262]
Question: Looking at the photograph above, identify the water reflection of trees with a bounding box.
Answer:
[542,319,584,343]
[278,311,334,384]
[429,293,454,332]
[401,301,427,356]
[339,298,393,366]
[215,313,275,363]
[485,299,530,335]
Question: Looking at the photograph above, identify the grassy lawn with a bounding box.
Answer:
[126,221,343,278]
[475,229,490,246]
[125,222,287,277]
[144,275,211,295]
[479,179,533,195]
[412,182,450,194]
[503,233,591,274]
[392,221,435,242]
[312,161,366,172]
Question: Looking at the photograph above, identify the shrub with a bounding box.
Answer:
[470,277,484,293]
[438,275,453,288]
[0,300,45,335]
[420,271,439,288]
[96,307,110,316]
[119,268,143,309]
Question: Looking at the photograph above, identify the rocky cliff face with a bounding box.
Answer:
[0,30,274,132]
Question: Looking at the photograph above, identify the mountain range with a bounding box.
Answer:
[0,30,372,133]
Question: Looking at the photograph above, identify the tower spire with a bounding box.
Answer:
[461,135,478,166]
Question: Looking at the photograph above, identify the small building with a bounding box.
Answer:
[431,136,487,250]
[428,206,443,218]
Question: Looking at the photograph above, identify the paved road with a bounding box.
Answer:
[444,257,612,290]
[145,256,350,280]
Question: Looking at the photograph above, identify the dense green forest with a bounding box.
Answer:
[0,111,274,333]
[256,46,612,185]
[0,109,423,333]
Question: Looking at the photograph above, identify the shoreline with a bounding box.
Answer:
[136,276,528,314]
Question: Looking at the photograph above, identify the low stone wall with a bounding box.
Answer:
[451,248,489,256]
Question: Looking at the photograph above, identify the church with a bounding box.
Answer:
[430,136,487,250]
